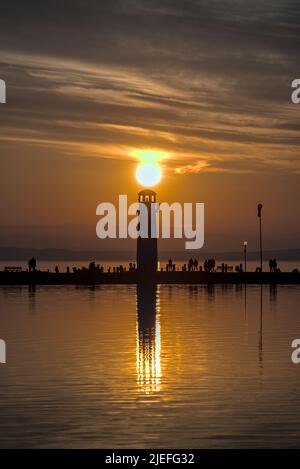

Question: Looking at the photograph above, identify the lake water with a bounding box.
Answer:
[0,283,300,448]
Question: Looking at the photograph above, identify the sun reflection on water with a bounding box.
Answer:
[136,284,161,394]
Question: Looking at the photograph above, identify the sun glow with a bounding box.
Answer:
[136,163,162,187]
[133,149,167,187]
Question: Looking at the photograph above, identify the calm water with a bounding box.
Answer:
[0,284,300,448]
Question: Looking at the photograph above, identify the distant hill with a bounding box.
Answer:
[1,247,300,261]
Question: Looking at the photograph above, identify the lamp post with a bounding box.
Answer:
[243,241,248,273]
[257,204,263,272]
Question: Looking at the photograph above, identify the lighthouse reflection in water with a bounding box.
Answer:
[136,283,161,394]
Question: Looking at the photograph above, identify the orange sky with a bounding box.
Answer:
[0,1,300,252]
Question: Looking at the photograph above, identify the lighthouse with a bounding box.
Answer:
[136,189,158,272]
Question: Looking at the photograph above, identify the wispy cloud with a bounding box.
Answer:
[0,0,299,174]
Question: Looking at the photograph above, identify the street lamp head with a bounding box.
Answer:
[244,241,248,247]
[257,203,263,217]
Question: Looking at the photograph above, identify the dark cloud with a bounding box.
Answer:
[0,0,299,174]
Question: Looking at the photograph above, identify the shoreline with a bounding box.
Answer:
[1,270,300,285]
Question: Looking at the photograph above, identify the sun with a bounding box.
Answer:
[135,162,162,187]
[132,149,167,187]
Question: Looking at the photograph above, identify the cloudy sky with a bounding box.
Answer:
[0,0,299,252]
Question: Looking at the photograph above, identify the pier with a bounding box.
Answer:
[1,269,300,285]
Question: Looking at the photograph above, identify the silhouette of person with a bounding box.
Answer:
[204,259,215,273]
[269,258,278,273]
[28,257,37,272]
[55,266,59,274]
